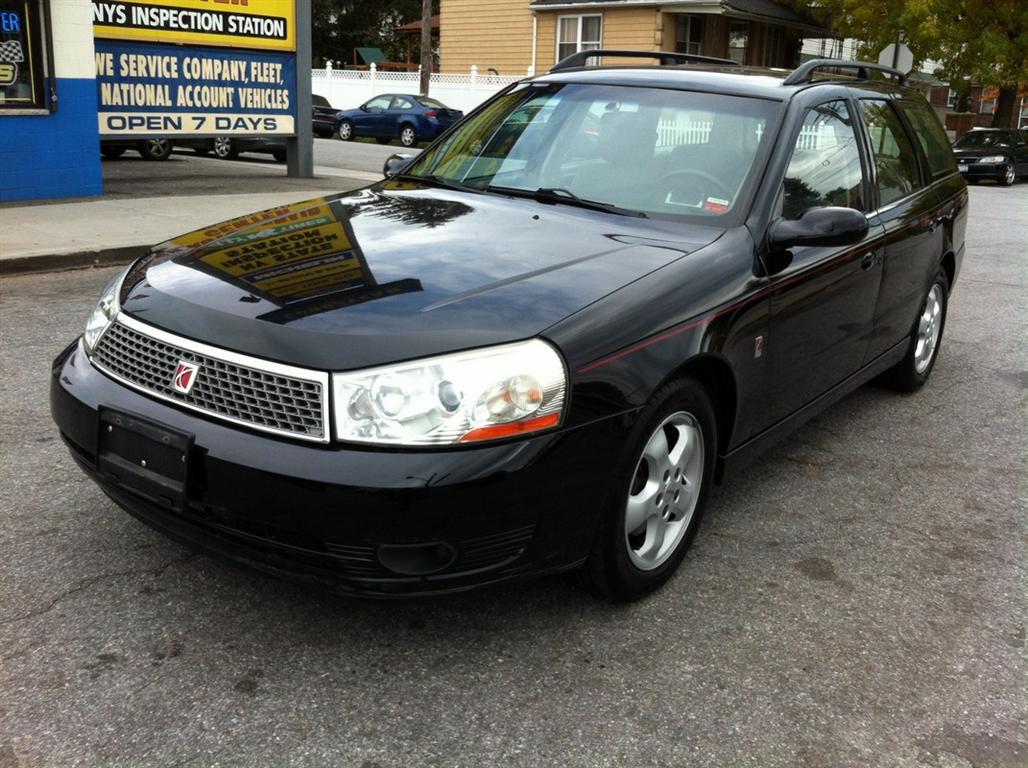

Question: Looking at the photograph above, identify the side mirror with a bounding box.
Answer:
[769,206,869,249]
[359,104,369,112]
[383,153,414,178]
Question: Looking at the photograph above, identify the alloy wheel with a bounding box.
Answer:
[624,411,704,571]
[143,139,171,159]
[213,137,233,159]
[338,122,353,141]
[400,126,417,147]
[1004,164,1016,185]
[914,283,944,374]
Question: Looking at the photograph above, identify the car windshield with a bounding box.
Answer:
[402,82,779,220]
[954,131,1011,148]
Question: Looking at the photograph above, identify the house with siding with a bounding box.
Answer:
[439,0,826,75]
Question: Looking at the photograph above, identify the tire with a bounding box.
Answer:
[880,268,949,392]
[139,139,172,161]
[101,146,126,160]
[272,149,287,163]
[337,120,354,141]
[193,146,211,157]
[399,124,417,148]
[1000,163,1016,186]
[212,136,236,160]
[375,137,392,145]
[584,377,717,601]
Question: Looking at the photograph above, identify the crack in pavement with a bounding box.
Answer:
[0,554,195,626]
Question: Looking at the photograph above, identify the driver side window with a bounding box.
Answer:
[366,96,392,110]
[782,100,865,219]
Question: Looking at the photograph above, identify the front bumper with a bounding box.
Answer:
[957,161,1010,180]
[51,339,634,597]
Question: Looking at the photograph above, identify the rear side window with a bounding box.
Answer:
[859,100,922,207]
[782,100,865,219]
[897,99,958,179]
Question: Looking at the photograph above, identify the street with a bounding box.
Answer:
[0,183,1024,767]
[97,138,414,200]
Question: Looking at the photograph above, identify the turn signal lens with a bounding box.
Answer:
[332,339,566,446]
[459,412,561,443]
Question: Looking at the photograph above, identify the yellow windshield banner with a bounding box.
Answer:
[92,0,296,53]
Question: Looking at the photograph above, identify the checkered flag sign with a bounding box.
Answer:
[0,39,24,63]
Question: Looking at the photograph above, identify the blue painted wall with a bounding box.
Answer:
[0,77,103,202]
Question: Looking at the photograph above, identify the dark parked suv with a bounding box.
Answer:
[52,53,967,601]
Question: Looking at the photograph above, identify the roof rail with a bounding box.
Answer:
[550,49,739,73]
[783,58,908,86]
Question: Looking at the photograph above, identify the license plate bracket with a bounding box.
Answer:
[98,409,193,513]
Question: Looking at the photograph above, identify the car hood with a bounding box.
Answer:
[952,146,1011,158]
[119,183,724,371]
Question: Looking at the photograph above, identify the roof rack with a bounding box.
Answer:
[550,49,739,73]
[783,58,908,86]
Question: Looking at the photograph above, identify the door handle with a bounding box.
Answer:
[860,251,877,270]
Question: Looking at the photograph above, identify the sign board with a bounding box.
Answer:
[0,0,49,109]
[92,0,296,53]
[878,42,913,74]
[95,39,296,135]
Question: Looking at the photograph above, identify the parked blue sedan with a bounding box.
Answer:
[334,94,464,147]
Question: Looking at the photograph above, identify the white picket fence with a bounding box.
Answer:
[311,64,524,113]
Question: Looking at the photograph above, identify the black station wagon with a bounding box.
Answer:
[51,53,968,600]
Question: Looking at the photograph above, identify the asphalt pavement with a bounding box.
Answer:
[0,183,1025,767]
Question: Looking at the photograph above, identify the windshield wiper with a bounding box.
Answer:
[487,186,647,218]
[393,173,480,193]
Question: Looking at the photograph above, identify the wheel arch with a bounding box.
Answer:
[940,250,956,293]
[667,354,738,483]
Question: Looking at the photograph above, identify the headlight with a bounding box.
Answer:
[83,266,129,353]
[978,155,1006,164]
[332,339,566,446]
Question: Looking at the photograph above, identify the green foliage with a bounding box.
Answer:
[801,0,1027,86]
[311,0,437,68]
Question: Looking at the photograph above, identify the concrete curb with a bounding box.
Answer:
[0,245,151,277]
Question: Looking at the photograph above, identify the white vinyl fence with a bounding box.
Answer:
[311,64,524,114]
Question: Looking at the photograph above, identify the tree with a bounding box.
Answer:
[803,1,1028,127]
[419,0,432,95]
[311,0,437,69]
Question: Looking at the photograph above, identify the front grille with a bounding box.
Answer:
[91,316,329,442]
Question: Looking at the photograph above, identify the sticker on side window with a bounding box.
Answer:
[703,197,730,214]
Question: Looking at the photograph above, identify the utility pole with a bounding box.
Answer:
[288,0,313,177]
[419,0,432,96]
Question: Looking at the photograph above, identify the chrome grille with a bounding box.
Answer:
[91,316,329,442]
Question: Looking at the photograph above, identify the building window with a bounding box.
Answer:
[762,25,783,67]
[0,0,53,111]
[947,88,958,108]
[557,14,602,63]
[728,21,749,65]
[979,98,995,115]
[675,15,703,55]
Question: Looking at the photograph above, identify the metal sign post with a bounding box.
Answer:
[288,0,312,177]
